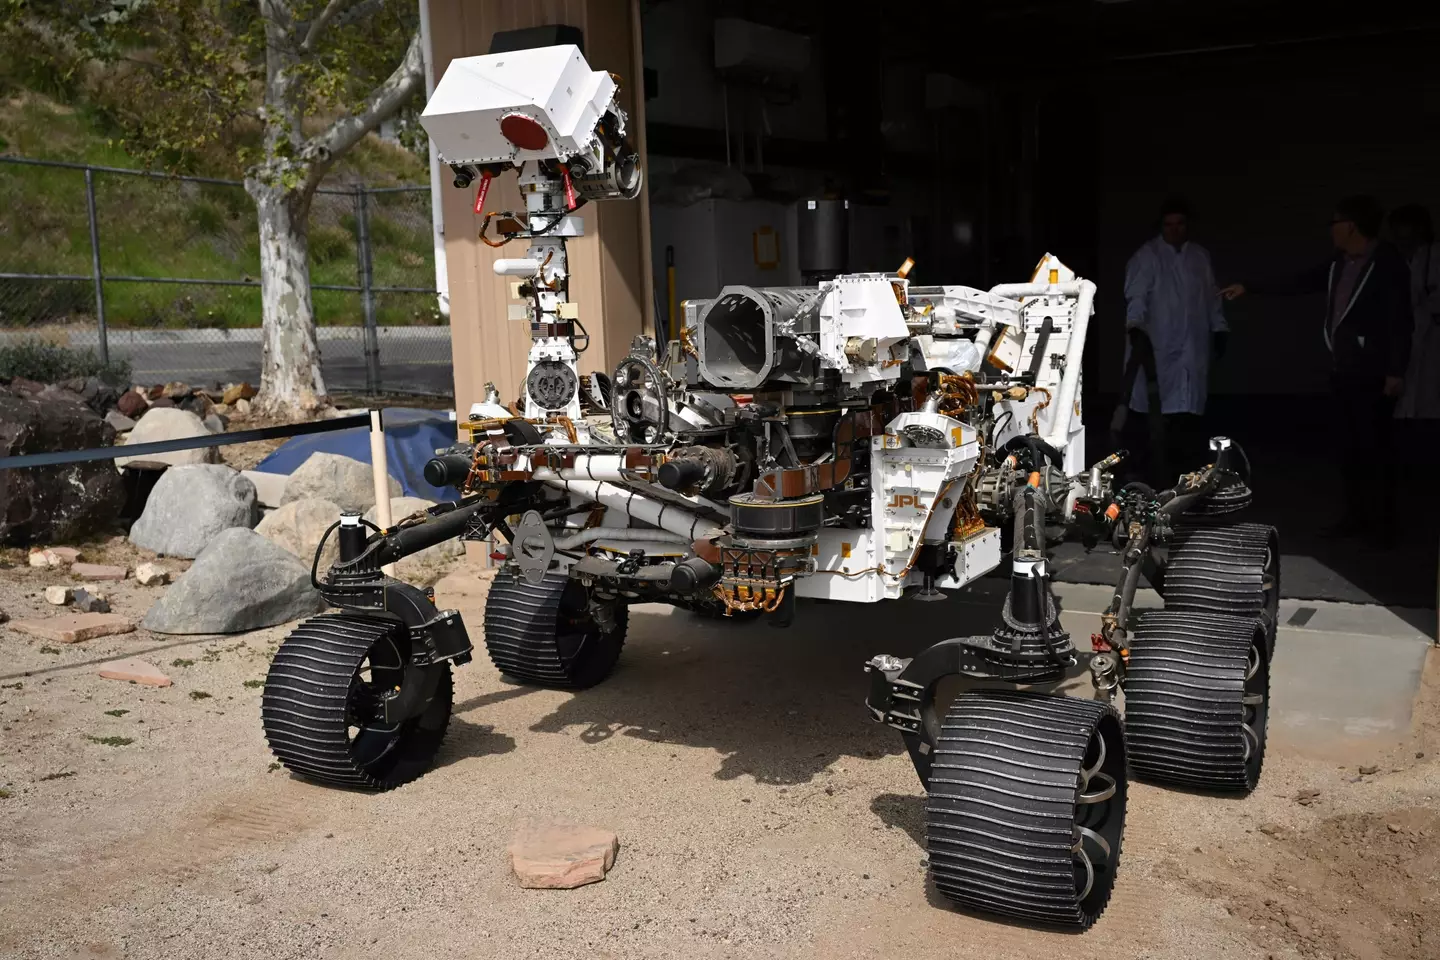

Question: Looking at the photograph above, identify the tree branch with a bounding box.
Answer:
[301,28,424,185]
[299,0,345,52]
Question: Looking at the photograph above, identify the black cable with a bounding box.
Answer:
[310,517,384,591]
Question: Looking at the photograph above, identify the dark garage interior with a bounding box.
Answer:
[637,0,1440,614]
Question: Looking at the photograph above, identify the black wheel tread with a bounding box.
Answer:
[261,613,453,791]
[1125,609,1268,791]
[483,569,627,688]
[927,691,1124,929]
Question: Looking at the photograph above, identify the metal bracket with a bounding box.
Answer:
[514,509,555,583]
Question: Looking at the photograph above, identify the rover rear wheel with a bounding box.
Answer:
[483,569,627,688]
[1124,610,1269,792]
[926,692,1127,929]
[1162,522,1278,654]
[261,614,453,790]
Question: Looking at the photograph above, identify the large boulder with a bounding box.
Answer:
[0,384,127,544]
[128,464,258,558]
[281,452,400,513]
[255,497,342,572]
[142,527,325,634]
[115,407,218,468]
[364,496,465,586]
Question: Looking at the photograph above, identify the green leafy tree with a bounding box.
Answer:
[5,0,425,414]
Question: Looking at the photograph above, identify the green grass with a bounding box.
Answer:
[39,770,76,781]
[0,91,442,330]
[242,679,264,689]
[38,645,60,655]
[170,658,194,668]
[0,788,11,799]
[1,682,21,690]
[103,709,128,717]
[86,735,133,747]
[189,690,212,701]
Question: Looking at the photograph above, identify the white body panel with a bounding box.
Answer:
[817,275,911,387]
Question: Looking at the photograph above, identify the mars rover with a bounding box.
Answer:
[262,45,1278,930]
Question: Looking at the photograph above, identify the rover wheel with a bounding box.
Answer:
[1162,522,1279,654]
[262,614,453,790]
[483,569,627,688]
[1124,610,1269,792]
[927,692,1127,929]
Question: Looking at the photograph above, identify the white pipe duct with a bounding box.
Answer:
[532,468,725,542]
[558,455,629,483]
[984,280,1097,449]
[552,527,690,550]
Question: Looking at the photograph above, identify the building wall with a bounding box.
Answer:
[427,0,652,413]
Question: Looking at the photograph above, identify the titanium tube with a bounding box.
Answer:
[531,467,726,543]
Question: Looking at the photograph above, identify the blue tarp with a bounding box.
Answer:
[254,407,460,502]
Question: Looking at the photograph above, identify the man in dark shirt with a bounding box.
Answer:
[1221,195,1412,537]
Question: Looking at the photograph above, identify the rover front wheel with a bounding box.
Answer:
[261,614,454,790]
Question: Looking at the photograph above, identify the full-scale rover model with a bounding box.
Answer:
[261,44,1278,930]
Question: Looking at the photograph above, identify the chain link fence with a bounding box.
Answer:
[0,155,452,398]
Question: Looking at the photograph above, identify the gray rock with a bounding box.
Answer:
[364,496,464,586]
[128,464,258,558]
[202,413,226,435]
[280,452,400,513]
[142,527,325,634]
[115,407,218,468]
[255,497,342,572]
[104,410,136,433]
[72,587,110,614]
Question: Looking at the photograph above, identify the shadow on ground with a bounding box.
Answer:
[527,592,1010,786]
[433,715,517,770]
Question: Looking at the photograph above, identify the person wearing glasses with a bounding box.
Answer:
[1220,195,1412,539]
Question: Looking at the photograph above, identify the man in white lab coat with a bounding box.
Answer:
[1122,198,1228,484]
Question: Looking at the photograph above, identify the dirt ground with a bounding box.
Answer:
[0,554,1436,960]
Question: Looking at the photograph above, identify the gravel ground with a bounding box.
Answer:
[0,555,1436,960]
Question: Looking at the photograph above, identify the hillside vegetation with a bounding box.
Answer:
[0,91,440,330]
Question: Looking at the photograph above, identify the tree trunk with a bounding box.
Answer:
[250,181,326,416]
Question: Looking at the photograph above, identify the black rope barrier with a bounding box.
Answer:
[0,413,373,470]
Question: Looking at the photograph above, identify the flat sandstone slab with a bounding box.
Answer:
[98,658,172,687]
[71,563,127,581]
[10,613,136,644]
[509,821,619,889]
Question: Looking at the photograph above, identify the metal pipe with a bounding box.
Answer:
[984,279,1096,449]
[417,0,449,320]
[532,467,725,543]
[355,185,381,395]
[83,168,108,365]
[552,527,690,550]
